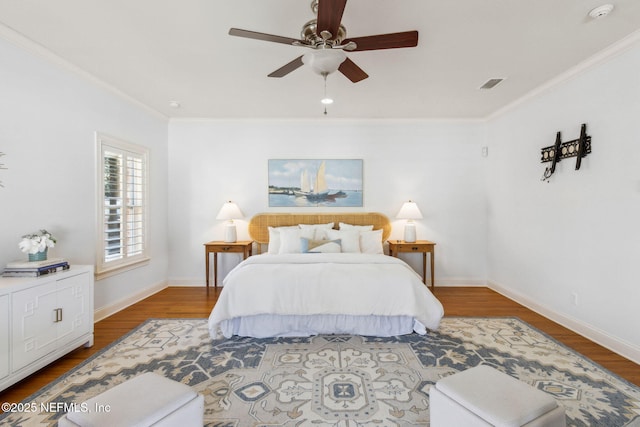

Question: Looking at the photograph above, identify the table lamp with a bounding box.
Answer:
[216,201,244,243]
[396,200,423,243]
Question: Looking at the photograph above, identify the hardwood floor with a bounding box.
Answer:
[1,286,638,408]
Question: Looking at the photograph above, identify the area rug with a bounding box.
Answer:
[2,317,639,426]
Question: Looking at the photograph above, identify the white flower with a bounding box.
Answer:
[19,229,56,254]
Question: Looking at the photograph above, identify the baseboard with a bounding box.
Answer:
[167,278,206,287]
[435,278,486,287]
[93,280,168,322]
[95,277,639,364]
[488,280,640,365]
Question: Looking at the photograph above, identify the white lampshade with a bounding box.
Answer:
[396,201,423,220]
[216,201,244,221]
[396,201,423,243]
[216,201,244,243]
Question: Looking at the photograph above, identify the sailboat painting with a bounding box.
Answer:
[268,159,363,207]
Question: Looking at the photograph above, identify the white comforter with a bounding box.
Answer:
[208,253,444,339]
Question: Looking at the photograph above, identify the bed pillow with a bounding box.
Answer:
[299,222,335,240]
[339,222,374,232]
[267,226,300,254]
[278,227,315,254]
[300,238,342,253]
[327,229,361,253]
[360,229,384,254]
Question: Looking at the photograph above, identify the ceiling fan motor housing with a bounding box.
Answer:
[301,19,346,46]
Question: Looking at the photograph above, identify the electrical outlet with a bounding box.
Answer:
[481,146,489,157]
[571,292,579,306]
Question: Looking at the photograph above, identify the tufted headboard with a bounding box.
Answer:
[249,212,391,245]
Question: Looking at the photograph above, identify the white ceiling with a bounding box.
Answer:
[1,0,639,119]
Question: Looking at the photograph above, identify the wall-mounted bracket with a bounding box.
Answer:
[541,124,591,182]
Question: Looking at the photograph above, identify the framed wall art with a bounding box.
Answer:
[268,159,363,207]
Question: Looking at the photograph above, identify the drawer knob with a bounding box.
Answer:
[411,246,419,251]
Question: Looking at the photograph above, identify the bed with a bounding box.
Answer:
[208,212,444,339]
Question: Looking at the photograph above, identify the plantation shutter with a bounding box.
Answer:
[97,134,149,277]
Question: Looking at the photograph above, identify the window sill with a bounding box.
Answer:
[95,257,150,281]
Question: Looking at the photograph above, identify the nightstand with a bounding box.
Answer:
[388,240,436,289]
[204,241,253,289]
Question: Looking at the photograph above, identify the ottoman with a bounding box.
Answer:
[58,372,204,427]
[430,365,566,427]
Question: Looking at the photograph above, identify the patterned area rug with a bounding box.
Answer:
[2,317,639,426]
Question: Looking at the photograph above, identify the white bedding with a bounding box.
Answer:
[208,253,444,339]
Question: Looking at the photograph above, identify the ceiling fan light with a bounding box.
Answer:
[302,49,347,75]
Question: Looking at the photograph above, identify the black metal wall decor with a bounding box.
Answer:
[541,123,591,182]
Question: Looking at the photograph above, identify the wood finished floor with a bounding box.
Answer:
[1,286,639,408]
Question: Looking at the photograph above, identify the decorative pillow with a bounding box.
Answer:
[278,227,315,254]
[301,238,342,253]
[267,226,299,254]
[339,222,374,232]
[360,229,384,254]
[327,229,361,253]
[299,222,335,240]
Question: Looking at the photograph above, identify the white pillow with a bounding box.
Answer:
[300,238,342,253]
[360,229,384,254]
[299,222,335,240]
[278,227,315,254]
[327,229,361,253]
[339,222,374,232]
[267,226,299,254]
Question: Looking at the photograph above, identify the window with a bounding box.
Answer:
[96,133,149,278]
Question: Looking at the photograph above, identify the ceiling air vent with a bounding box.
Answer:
[480,78,504,90]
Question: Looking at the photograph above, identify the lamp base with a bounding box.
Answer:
[404,223,417,243]
[224,223,237,243]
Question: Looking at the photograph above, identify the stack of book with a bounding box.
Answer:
[2,258,70,277]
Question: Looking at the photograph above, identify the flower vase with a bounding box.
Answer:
[29,248,47,262]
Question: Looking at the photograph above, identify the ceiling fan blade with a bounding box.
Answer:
[229,28,303,46]
[268,56,305,78]
[345,31,418,51]
[316,0,347,39]
[338,57,368,83]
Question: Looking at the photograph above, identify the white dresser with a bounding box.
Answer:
[0,265,94,392]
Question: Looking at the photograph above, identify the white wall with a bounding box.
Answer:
[5,15,637,364]
[486,41,640,362]
[167,120,487,286]
[0,35,169,315]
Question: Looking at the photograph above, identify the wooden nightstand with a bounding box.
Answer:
[388,240,436,289]
[204,241,253,289]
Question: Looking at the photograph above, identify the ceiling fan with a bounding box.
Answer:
[229,0,419,83]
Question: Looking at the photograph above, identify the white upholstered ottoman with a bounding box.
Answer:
[430,365,566,427]
[58,372,204,427]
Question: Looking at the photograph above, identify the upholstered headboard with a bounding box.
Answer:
[249,212,391,245]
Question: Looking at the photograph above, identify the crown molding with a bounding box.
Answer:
[3,20,638,125]
[0,22,168,121]
[486,28,640,122]
[168,117,485,124]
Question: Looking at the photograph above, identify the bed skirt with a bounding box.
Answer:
[213,314,427,339]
